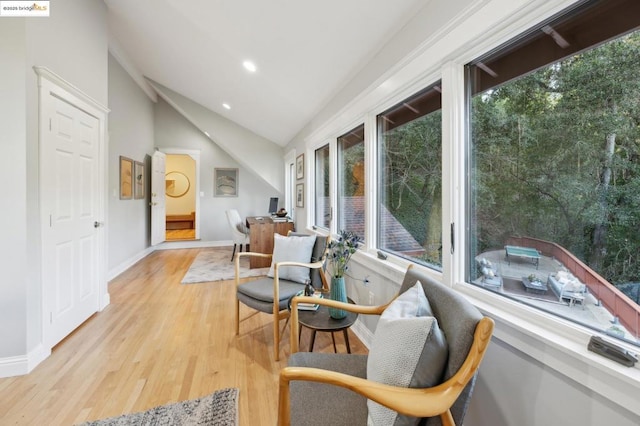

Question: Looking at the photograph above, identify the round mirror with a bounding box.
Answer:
[165,171,190,198]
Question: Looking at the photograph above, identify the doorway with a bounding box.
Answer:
[163,150,200,241]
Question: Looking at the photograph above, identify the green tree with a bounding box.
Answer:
[472,30,640,287]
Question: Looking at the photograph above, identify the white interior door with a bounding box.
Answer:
[151,151,166,245]
[41,94,100,348]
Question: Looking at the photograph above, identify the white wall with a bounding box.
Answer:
[0,0,109,370]
[466,338,639,426]
[0,19,28,358]
[107,53,155,272]
[154,98,282,243]
[149,81,286,194]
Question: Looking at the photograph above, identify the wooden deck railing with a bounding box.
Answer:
[506,236,640,339]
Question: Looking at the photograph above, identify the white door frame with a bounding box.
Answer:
[150,151,167,246]
[161,148,201,240]
[35,66,110,352]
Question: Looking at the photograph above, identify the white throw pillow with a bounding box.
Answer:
[366,281,448,426]
[267,233,316,284]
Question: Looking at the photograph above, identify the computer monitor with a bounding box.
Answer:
[268,197,279,214]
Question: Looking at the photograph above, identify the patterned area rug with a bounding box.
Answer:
[181,248,270,284]
[78,387,239,425]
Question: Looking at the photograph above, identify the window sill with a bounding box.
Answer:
[455,281,640,417]
[349,249,640,416]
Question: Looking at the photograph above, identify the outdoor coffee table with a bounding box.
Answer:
[522,276,548,294]
[506,245,541,269]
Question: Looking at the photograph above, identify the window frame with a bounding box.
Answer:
[337,124,365,237]
[448,0,640,410]
[312,143,331,231]
[300,0,640,415]
[375,81,444,271]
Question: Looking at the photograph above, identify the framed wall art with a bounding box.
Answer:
[134,161,145,199]
[296,183,304,208]
[119,156,133,200]
[296,153,304,180]
[214,168,238,197]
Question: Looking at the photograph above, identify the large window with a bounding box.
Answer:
[314,144,330,229]
[468,0,640,344]
[337,124,365,237]
[377,83,442,269]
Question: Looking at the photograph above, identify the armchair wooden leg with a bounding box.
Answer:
[273,313,280,361]
[231,244,237,262]
[235,298,240,335]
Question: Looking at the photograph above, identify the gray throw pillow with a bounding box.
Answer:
[367,281,449,426]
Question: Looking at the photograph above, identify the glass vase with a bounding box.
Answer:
[329,276,348,319]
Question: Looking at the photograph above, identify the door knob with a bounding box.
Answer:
[94,221,103,228]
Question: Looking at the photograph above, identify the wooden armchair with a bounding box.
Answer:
[235,233,329,361]
[278,265,494,426]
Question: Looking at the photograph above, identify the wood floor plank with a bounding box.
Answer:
[0,248,368,425]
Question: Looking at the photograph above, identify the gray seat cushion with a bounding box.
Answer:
[236,277,303,313]
[289,353,369,426]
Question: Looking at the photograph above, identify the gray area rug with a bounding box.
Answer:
[78,387,239,426]
[181,248,270,284]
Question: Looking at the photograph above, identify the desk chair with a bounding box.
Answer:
[226,209,250,261]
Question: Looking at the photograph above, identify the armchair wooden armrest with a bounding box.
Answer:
[234,251,272,286]
[271,261,327,313]
[278,317,494,426]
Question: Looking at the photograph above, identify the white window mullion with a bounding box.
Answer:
[364,113,377,252]
[441,61,467,288]
[329,139,338,235]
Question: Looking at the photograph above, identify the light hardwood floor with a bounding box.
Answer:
[166,228,196,241]
[0,248,367,425]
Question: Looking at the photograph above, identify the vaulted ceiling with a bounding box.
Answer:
[104,0,428,146]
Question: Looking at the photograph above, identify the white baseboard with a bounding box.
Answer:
[107,240,230,280]
[107,246,155,281]
[154,239,230,250]
[351,318,373,349]
[0,344,50,379]
[100,292,110,310]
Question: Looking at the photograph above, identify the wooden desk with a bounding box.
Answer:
[245,217,294,268]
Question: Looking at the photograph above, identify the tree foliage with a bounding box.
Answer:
[472,31,640,285]
[381,110,442,265]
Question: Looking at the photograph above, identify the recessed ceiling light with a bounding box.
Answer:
[204,131,210,137]
[222,103,231,110]
[243,60,257,73]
